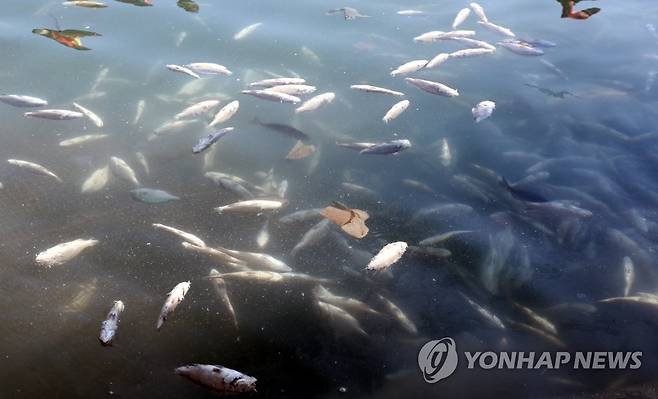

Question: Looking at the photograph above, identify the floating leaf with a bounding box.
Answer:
[320,201,369,239]
[177,0,199,13]
[32,28,101,50]
[286,140,316,160]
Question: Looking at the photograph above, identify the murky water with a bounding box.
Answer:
[1,1,658,398]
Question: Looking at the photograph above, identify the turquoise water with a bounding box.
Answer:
[1,1,658,398]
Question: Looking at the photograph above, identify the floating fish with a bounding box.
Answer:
[8,159,62,182]
[208,100,239,128]
[36,238,99,268]
[193,127,235,154]
[131,188,180,204]
[252,117,310,142]
[449,48,495,58]
[425,53,450,69]
[447,37,497,50]
[405,78,459,97]
[248,78,306,88]
[32,28,101,50]
[185,62,232,76]
[175,100,220,120]
[478,21,515,38]
[377,294,417,334]
[157,281,191,330]
[397,10,426,16]
[623,256,634,297]
[350,84,404,96]
[175,364,257,394]
[59,134,108,147]
[0,94,47,107]
[326,7,370,20]
[452,8,471,29]
[208,269,238,329]
[317,301,368,336]
[414,30,475,42]
[336,142,377,151]
[359,139,411,155]
[472,100,495,122]
[498,40,544,56]
[135,152,149,175]
[241,90,300,103]
[233,22,262,40]
[72,102,103,127]
[166,64,200,79]
[63,1,108,8]
[256,220,269,249]
[295,92,335,113]
[382,100,410,123]
[24,109,84,120]
[268,84,317,96]
[470,2,488,22]
[110,156,140,186]
[215,199,286,214]
[116,0,152,6]
[366,242,408,271]
[390,60,428,77]
[320,201,369,239]
[81,165,110,193]
[99,300,124,346]
[153,223,206,247]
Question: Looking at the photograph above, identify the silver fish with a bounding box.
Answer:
[99,300,124,346]
[193,127,234,154]
[110,156,140,186]
[478,20,515,38]
[405,78,459,97]
[233,22,263,40]
[241,90,301,103]
[452,8,471,29]
[175,364,256,394]
[215,199,286,214]
[81,165,110,193]
[72,102,103,127]
[291,219,331,257]
[0,94,47,107]
[208,269,239,329]
[166,64,200,79]
[36,238,99,268]
[185,62,232,76]
[317,301,367,336]
[366,242,408,271]
[175,100,220,120]
[447,37,496,50]
[449,48,495,58]
[419,230,474,246]
[157,281,191,330]
[377,294,417,334]
[136,152,149,175]
[350,84,404,96]
[248,78,306,88]
[360,139,411,155]
[469,2,488,22]
[390,60,428,77]
[8,159,62,182]
[59,134,108,147]
[24,109,83,120]
[132,99,146,125]
[295,92,335,113]
[268,84,317,96]
[153,223,206,247]
[131,188,180,204]
[472,100,495,122]
[498,40,544,56]
[326,7,370,20]
[623,256,634,297]
[425,53,450,69]
[208,100,239,127]
[383,100,410,123]
[414,30,475,42]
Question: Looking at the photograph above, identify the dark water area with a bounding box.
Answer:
[1,0,658,398]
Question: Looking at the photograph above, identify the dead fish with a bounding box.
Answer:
[425,53,450,69]
[24,109,84,120]
[460,292,506,330]
[397,10,426,16]
[132,99,145,124]
[447,37,496,50]
[350,84,404,96]
[193,127,234,154]
[314,286,381,317]
[72,102,103,127]
[206,174,254,199]
[99,300,124,346]
[291,219,332,256]
[512,303,558,336]
[256,220,269,249]
[472,100,495,122]
[449,48,495,58]
[175,100,220,120]
[157,281,191,330]
[336,142,377,151]
[248,78,306,88]
[623,256,634,297]
[439,138,452,167]
[376,294,417,334]
[185,62,232,76]
[540,59,568,80]
[414,30,475,42]
[320,201,369,239]
[470,2,488,22]
[136,152,149,175]
[390,60,428,77]
[209,100,239,128]
[63,1,108,8]
[366,242,407,271]
[214,247,291,272]
[359,139,411,155]
[59,133,108,147]
[182,243,247,270]
[317,301,367,336]
[279,208,323,224]
[382,100,410,123]
[0,94,48,107]
[452,8,471,29]
[233,22,263,40]
[252,117,310,142]
[405,78,459,97]
[8,159,62,182]
[478,20,515,38]
[215,199,286,214]
[241,90,300,104]
[36,238,99,268]
[208,269,239,329]
[110,156,140,186]
[286,140,316,160]
[131,188,180,204]
[166,64,200,79]
[408,246,451,259]
[175,364,256,394]
[419,230,474,246]
[268,84,317,96]
[81,165,110,193]
[153,223,206,247]
[498,40,544,56]
[326,7,370,20]
[210,270,284,283]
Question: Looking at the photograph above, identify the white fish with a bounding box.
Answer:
[175,31,187,47]
[110,156,140,186]
[59,134,108,147]
[90,67,109,92]
[214,247,291,272]
[397,10,426,16]
[461,293,506,329]
[175,364,257,394]
[72,102,103,127]
[472,100,495,122]
[256,220,269,249]
[470,2,488,22]
[449,48,495,58]
[623,257,634,297]
[99,300,124,346]
[208,100,239,127]
[166,64,200,79]
[153,223,206,247]
[314,286,381,317]
[136,152,149,175]
[377,294,417,334]
[36,238,99,268]
[448,36,497,50]
[425,53,450,69]
[151,119,198,140]
[215,199,286,214]
[24,109,83,120]
[414,30,475,42]
[452,8,471,29]
[0,94,48,107]
[208,269,239,329]
[478,21,515,38]
[390,60,428,77]
[8,159,62,182]
[233,22,262,40]
[366,242,408,271]
[419,230,473,246]
[295,92,335,113]
[301,46,322,65]
[350,84,404,96]
[317,301,367,336]
[157,281,191,330]
[241,90,300,103]
[175,100,220,120]
[81,165,110,193]
[248,78,306,88]
[185,62,232,76]
[267,84,317,96]
[202,144,219,171]
[132,99,145,125]
[498,40,544,56]
[382,100,410,123]
[405,78,459,97]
